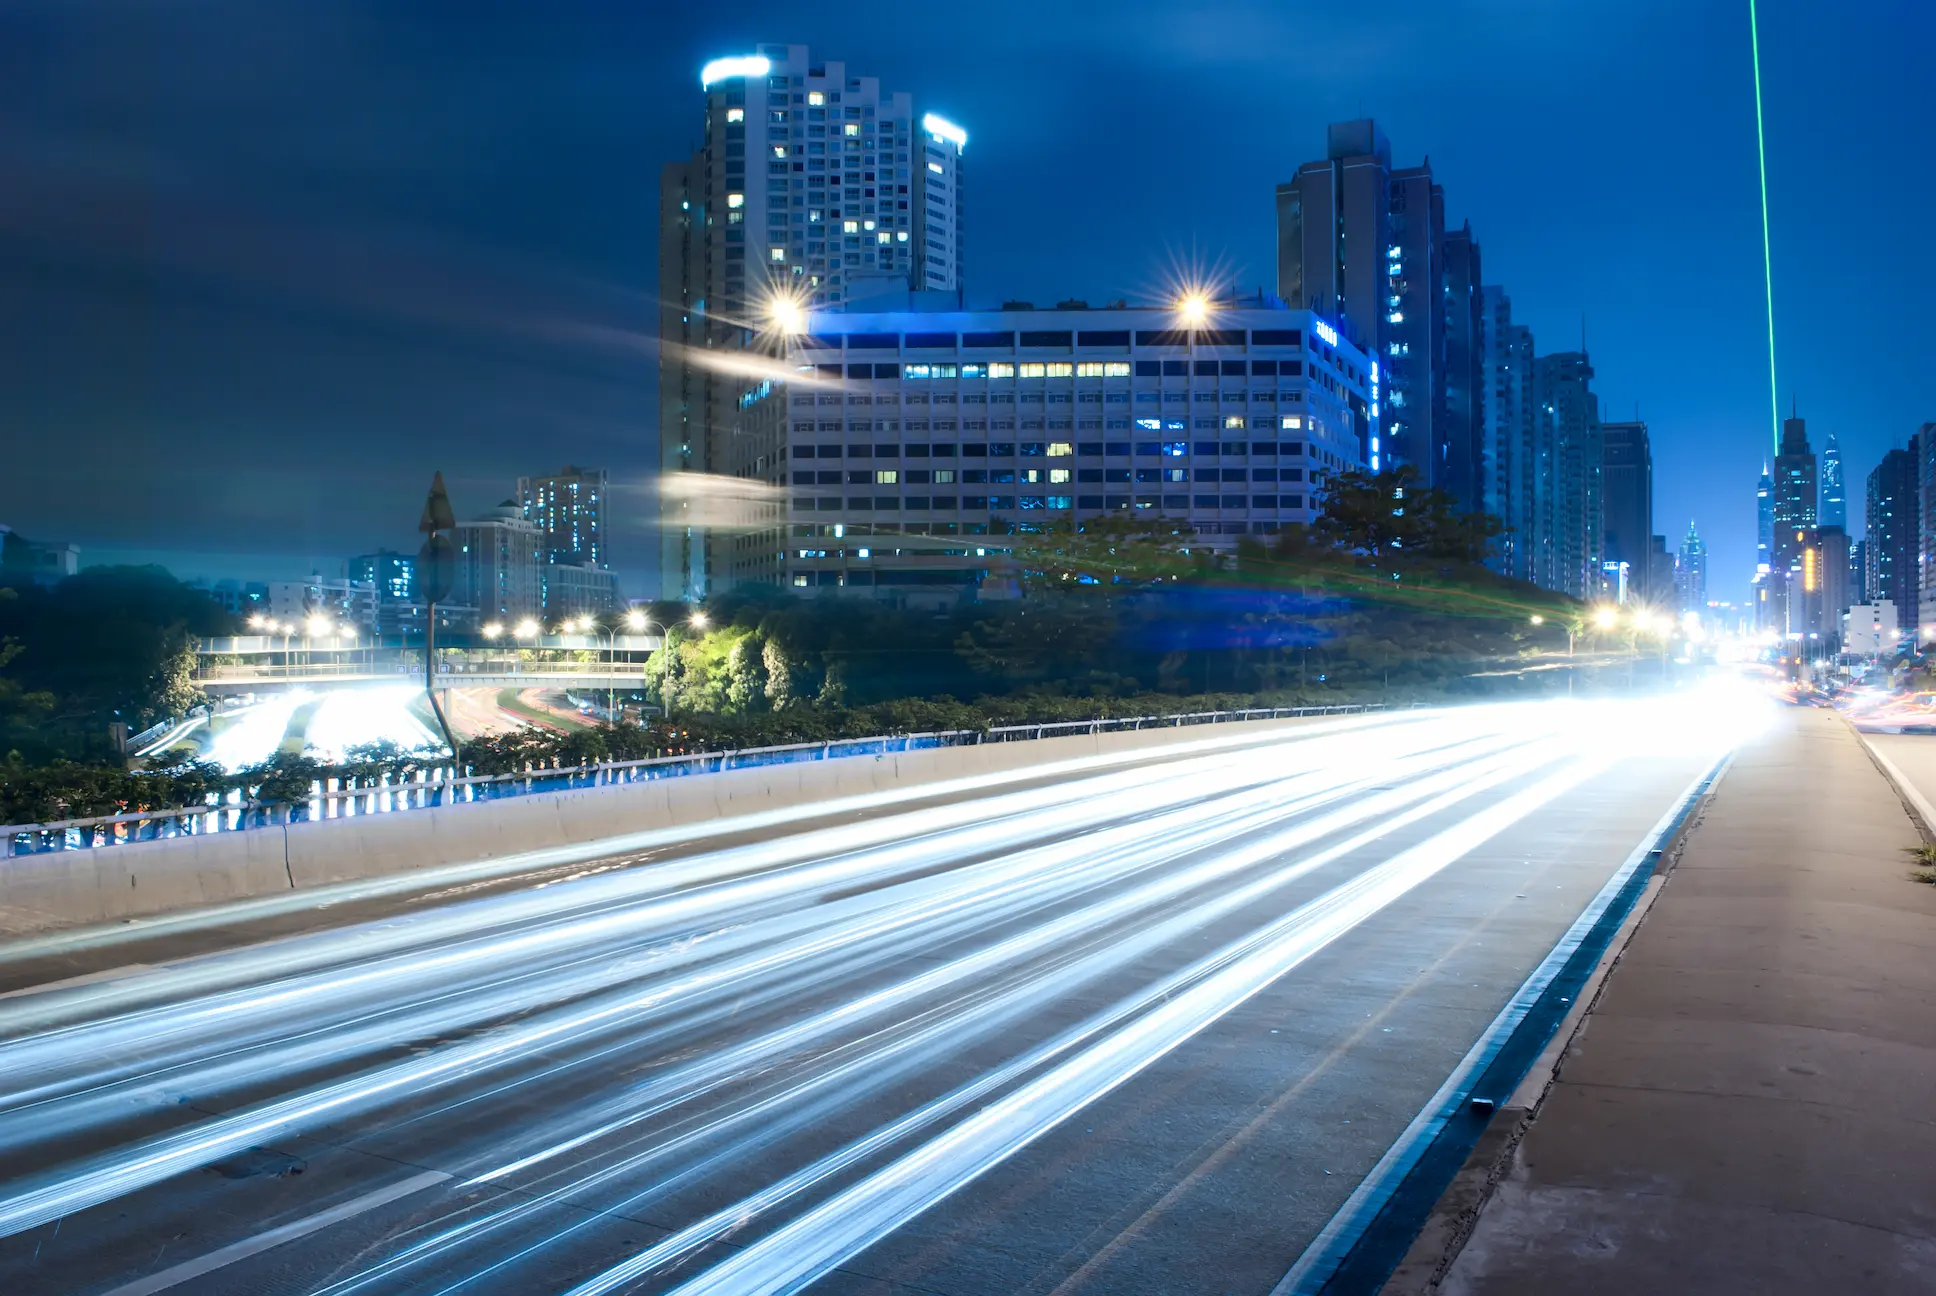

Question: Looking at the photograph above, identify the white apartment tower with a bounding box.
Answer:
[659,44,967,598]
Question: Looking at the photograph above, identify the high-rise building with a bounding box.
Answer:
[1478,287,1535,579]
[348,550,415,604]
[1820,431,1846,530]
[452,502,542,625]
[1276,121,1443,483]
[1442,225,1484,511]
[1867,445,1917,612]
[1755,463,1773,573]
[1601,421,1653,602]
[518,466,608,568]
[1917,424,1936,637]
[713,298,1375,601]
[1772,415,1818,566]
[660,45,965,599]
[1533,351,1601,599]
[1850,537,1868,605]
[541,563,622,620]
[1676,522,1707,611]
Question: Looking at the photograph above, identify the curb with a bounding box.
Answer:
[1374,760,1724,1295]
[1274,750,1732,1296]
[1852,724,1936,844]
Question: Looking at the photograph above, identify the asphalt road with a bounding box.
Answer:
[0,697,1752,1296]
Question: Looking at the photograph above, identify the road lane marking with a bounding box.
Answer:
[97,1169,451,1296]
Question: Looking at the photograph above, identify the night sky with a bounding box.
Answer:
[3,0,1930,603]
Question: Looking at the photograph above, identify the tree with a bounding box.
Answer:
[725,633,768,713]
[1312,465,1502,569]
[762,638,795,710]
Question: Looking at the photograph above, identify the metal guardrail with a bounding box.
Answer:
[4,703,1383,856]
[194,661,653,682]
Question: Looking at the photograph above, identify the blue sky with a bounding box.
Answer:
[2,0,1930,601]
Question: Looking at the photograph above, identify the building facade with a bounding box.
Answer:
[518,466,608,567]
[1867,445,1917,613]
[709,301,1374,600]
[1275,121,1442,484]
[1477,287,1535,579]
[1441,224,1484,511]
[452,504,542,624]
[541,562,622,620]
[1676,522,1707,612]
[1532,351,1601,599]
[348,551,415,605]
[1820,431,1846,530]
[660,44,966,599]
[1600,421,1653,603]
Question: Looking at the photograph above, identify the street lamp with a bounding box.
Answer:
[689,611,710,630]
[513,618,539,640]
[482,622,503,640]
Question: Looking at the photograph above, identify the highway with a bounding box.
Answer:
[0,695,1760,1296]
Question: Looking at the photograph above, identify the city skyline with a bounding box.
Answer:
[2,2,1932,599]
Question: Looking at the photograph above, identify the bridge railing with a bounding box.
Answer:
[194,660,654,682]
[4,703,1384,856]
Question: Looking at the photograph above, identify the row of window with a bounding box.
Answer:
[793,467,1307,485]
[806,360,1312,380]
[788,440,1316,459]
[788,494,1309,512]
[808,329,1311,351]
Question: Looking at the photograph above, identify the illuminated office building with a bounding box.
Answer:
[659,43,967,598]
[709,298,1374,603]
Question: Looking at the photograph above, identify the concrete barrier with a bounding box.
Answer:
[0,712,1402,935]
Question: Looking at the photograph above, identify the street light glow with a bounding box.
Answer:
[1592,607,1619,630]
[482,622,503,639]
[514,618,539,639]
[690,611,711,630]
[1177,293,1210,326]
[625,610,648,631]
[767,292,807,335]
[1529,614,1545,625]
[305,615,332,637]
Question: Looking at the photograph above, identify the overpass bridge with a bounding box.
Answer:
[193,635,664,696]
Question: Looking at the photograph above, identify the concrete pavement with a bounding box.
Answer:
[1427,706,1936,1294]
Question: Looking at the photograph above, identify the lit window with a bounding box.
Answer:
[1105,362,1131,377]
[928,161,944,173]
[726,108,744,123]
[875,470,898,484]
[1224,416,1246,429]
[1019,363,1046,378]
[934,363,958,378]
[793,574,809,586]
[904,364,931,380]
[727,193,745,209]
[863,219,876,230]
[961,363,986,378]
[772,145,787,159]
[1049,468,1072,483]
[876,232,892,244]
[896,230,909,242]
[934,469,957,484]
[988,362,1015,378]
[1076,362,1104,377]
[1136,418,1161,430]
[1047,442,1073,457]
[843,220,858,233]
[845,123,860,136]
[1045,362,1073,377]
[808,91,825,106]
[1163,441,1188,457]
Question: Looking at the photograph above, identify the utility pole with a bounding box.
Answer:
[417,472,461,759]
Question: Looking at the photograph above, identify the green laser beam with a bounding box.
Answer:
[1750,0,1779,456]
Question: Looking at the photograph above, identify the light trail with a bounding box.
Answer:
[0,694,1766,1293]
[599,754,1617,1296]
[0,719,1474,1115]
[0,708,1410,976]
[0,723,1532,1231]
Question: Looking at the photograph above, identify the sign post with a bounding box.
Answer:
[417,473,460,759]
